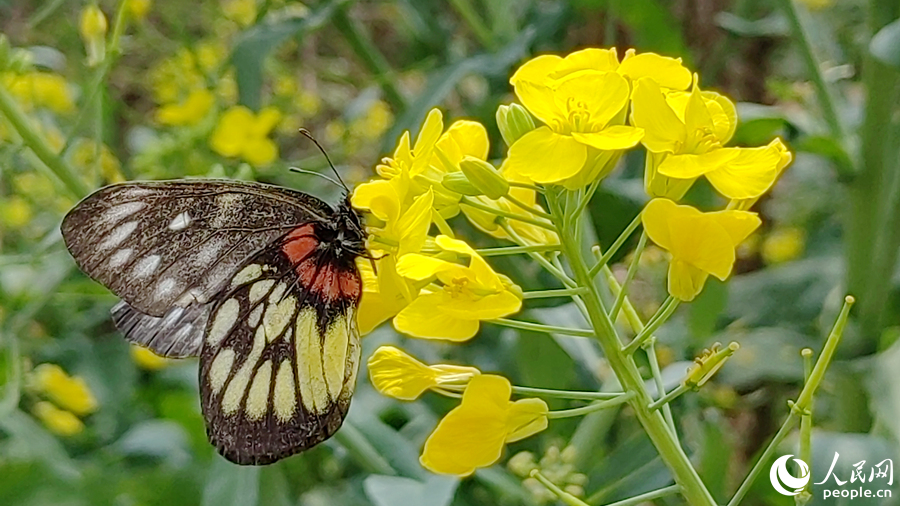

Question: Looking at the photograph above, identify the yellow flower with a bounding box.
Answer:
[209,105,280,166]
[0,196,32,229]
[762,227,806,265]
[394,235,522,341]
[79,4,107,66]
[149,48,206,104]
[420,374,548,476]
[632,76,790,200]
[2,72,75,114]
[505,53,645,187]
[130,345,169,370]
[33,402,85,436]
[156,88,215,126]
[223,0,257,26]
[71,139,124,183]
[32,363,98,416]
[642,198,760,301]
[367,345,481,400]
[127,0,152,21]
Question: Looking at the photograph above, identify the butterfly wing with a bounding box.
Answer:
[61,180,333,357]
[199,229,362,465]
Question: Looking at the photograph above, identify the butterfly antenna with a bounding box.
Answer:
[298,128,348,191]
[288,166,343,187]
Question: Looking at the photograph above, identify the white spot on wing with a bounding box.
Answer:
[155,278,180,299]
[268,282,287,303]
[100,220,138,250]
[296,307,328,413]
[324,312,350,401]
[273,360,296,422]
[101,201,145,226]
[207,298,239,346]
[208,349,235,395]
[132,254,161,278]
[222,325,266,415]
[263,295,296,343]
[245,360,272,420]
[232,264,262,287]
[108,248,133,268]
[168,211,192,231]
[248,304,264,327]
[249,280,275,302]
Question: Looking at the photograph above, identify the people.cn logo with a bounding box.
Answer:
[770,455,811,496]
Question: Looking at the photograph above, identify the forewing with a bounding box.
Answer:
[199,239,362,465]
[61,180,333,318]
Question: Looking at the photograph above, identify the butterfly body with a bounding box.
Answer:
[61,179,365,465]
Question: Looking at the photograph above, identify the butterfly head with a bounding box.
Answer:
[319,195,367,263]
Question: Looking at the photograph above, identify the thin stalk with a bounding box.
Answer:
[799,348,814,498]
[448,0,496,49]
[508,180,543,192]
[648,384,691,411]
[476,244,560,257]
[588,213,642,279]
[523,287,588,299]
[489,318,594,338]
[597,484,682,506]
[432,211,456,238]
[547,392,636,419]
[505,192,554,220]
[608,232,647,322]
[623,297,680,355]
[568,178,602,224]
[546,188,716,506]
[0,83,89,198]
[462,197,557,231]
[530,470,590,506]
[500,221,575,288]
[726,296,854,506]
[777,0,845,140]
[511,386,623,401]
[332,7,406,111]
[646,339,679,436]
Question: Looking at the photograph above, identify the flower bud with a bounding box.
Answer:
[459,156,509,199]
[79,5,107,67]
[441,171,481,196]
[496,103,535,147]
[644,151,694,201]
[683,342,739,389]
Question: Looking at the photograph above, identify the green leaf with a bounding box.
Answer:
[870,18,900,69]
[231,0,345,110]
[363,474,458,506]
[716,327,816,389]
[795,135,855,179]
[114,420,192,466]
[201,458,261,506]
[715,12,789,37]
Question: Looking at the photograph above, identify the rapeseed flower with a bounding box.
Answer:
[156,88,215,126]
[33,402,85,436]
[209,105,280,166]
[632,76,790,200]
[79,4,107,66]
[130,345,169,370]
[642,198,760,301]
[367,345,480,400]
[2,72,75,115]
[393,235,522,340]
[421,374,548,476]
[31,363,98,416]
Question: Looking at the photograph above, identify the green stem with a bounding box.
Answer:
[547,392,636,419]
[530,470,590,506]
[799,348,814,499]
[523,288,588,299]
[448,0,496,49]
[332,7,407,112]
[568,178,602,224]
[462,197,557,231]
[511,386,623,401]
[505,192,553,220]
[588,212,642,279]
[609,232,647,322]
[777,0,845,141]
[509,180,543,192]
[596,484,682,506]
[489,318,594,338]
[0,83,88,198]
[477,244,560,257]
[623,297,680,355]
[646,338,679,437]
[432,211,456,238]
[648,383,691,411]
[499,221,575,288]
[546,188,716,506]
[726,296,854,506]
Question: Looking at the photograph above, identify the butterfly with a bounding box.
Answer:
[60,174,367,465]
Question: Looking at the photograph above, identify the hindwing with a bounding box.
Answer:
[199,237,362,465]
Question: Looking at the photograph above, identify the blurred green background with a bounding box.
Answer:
[1,0,899,505]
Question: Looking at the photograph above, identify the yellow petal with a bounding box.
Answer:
[510,54,562,85]
[551,48,619,79]
[367,346,437,401]
[415,108,444,156]
[702,91,737,144]
[352,180,400,223]
[435,234,477,257]
[657,150,737,179]
[642,198,678,251]
[667,259,710,301]
[395,254,458,281]
[251,107,281,136]
[555,72,629,129]
[506,128,587,183]
[241,137,278,166]
[395,189,434,255]
[505,398,549,442]
[572,125,644,151]
[631,78,685,153]
[514,80,563,127]
[617,52,692,90]
[666,214,736,280]
[438,290,522,320]
[707,210,761,246]
[436,120,490,167]
[683,77,717,139]
[357,256,415,335]
[394,294,481,341]
[704,145,781,199]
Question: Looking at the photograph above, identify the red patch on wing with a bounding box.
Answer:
[281,224,317,265]
[339,271,361,301]
[297,258,361,301]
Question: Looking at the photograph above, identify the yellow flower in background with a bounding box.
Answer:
[130,345,169,370]
[632,76,790,200]
[223,0,257,26]
[421,374,548,476]
[506,57,644,186]
[368,345,481,400]
[79,4,108,66]
[762,227,806,265]
[126,0,151,21]
[71,139,124,183]
[642,198,760,301]
[32,363,98,416]
[149,48,207,104]
[2,72,75,115]
[156,88,215,126]
[394,235,522,341]
[209,105,280,166]
[33,402,85,436]
[0,196,33,229]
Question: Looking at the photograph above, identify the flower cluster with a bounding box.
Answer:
[359,47,791,477]
[28,363,98,436]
